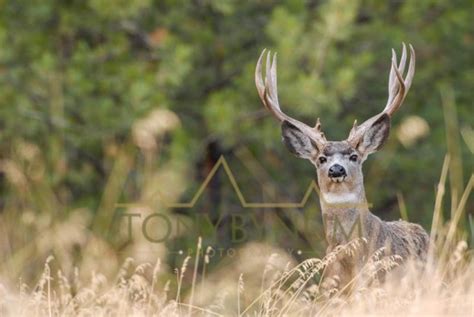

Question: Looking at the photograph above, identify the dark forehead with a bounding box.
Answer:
[322,142,354,156]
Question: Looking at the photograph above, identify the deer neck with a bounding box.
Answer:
[317,178,371,245]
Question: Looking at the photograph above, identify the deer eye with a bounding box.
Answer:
[318,156,327,164]
[349,154,358,162]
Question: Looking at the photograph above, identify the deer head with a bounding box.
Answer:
[255,44,415,202]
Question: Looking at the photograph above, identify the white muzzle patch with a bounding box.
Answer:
[322,192,359,204]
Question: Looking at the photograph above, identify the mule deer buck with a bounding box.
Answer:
[255,44,429,290]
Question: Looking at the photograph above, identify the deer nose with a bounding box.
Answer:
[328,164,346,178]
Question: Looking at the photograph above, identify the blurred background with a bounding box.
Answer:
[0,0,472,297]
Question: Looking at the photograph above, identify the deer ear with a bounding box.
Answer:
[281,121,318,159]
[356,113,391,156]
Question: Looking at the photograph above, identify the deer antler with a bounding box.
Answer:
[347,43,415,146]
[255,49,327,147]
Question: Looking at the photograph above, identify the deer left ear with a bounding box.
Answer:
[281,121,318,159]
[356,113,391,156]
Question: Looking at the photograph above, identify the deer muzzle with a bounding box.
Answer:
[328,164,347,182]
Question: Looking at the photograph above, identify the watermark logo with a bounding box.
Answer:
[115,155,369,257]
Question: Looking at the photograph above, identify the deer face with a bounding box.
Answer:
[255,44,414,196]
[315,142,363,192]
[280,114,390,194]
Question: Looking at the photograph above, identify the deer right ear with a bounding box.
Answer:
[356,113,391,156]
[281,121,318,159]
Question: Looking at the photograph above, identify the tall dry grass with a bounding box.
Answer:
[0,165,472,316]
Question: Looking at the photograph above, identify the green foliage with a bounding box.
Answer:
[0,0,472,278]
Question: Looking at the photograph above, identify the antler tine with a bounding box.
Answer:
[404,44,416,93]
[315,117,321,131]
[255,50,284,120]
[263,51,286,121]
[386,50,397,106]
[255,49,327,146]
[266,52,279,111]
[399,42,408,76]
[255,49,267,105]
[384,43,415,116]
[385,58,406,115]
[265,50,272,95]
[386,43,408,108]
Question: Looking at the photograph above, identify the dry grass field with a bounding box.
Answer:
[1,160,472,316]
